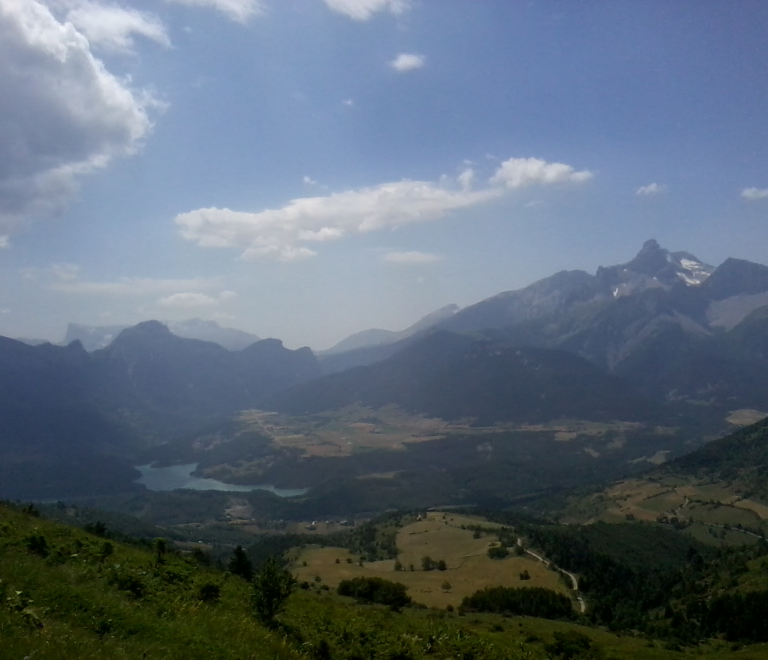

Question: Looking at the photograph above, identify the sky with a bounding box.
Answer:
[1,0,768,350]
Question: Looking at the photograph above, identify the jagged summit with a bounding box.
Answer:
[596,239,713,296]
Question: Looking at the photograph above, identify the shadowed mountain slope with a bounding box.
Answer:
[270,331,662,425]
[0,322,322,498]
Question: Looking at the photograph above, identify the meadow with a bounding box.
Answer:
[292,512,568,608]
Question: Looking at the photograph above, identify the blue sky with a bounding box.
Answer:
[1,0,767,349]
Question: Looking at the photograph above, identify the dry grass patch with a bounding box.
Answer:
[291,514,568,608]
[733,498,768,519]
[243,406,451,457]
[726,409,768,426]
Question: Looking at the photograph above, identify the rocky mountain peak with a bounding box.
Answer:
[597,239,713,296]
[627,239,669,275]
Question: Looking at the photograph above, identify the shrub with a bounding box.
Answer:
[460,586,573,620]
[544,630,603,659]
[24,534,49,557]
[197,582,221,603]
[337,577,411,611]
[229,545,253,581]
[251,557,296,626]
[488,546,509,560]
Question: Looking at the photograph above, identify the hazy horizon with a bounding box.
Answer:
[2,0,767,349]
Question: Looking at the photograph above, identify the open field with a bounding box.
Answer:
[240,405,453,457]
[241,406,673,459]
[562,475,768,544]
[291,512,568,608]
[726,409,768,426]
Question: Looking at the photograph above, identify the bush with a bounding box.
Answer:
[545,630,603,659]
[197,582,221,603]
[461,586,573,620]
[488,546,509,560]
[24,534,48,557]
[251,557,296,626]
[229,545,253,582]
[338,577,412,611]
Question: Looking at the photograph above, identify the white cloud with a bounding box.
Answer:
[177,157,592,262]
[51,262,81,281]
[51,275,218,296]
[383,251,442,264]
[342,98,354,106]
[322,0,406,21]
[64,1,170,53]
[390,53,424,72]
[741,187,768,201]
[303,176,318,186]
[490,157,593,189]
[636,182,667,196]
[0,0,158,234]
[164,0,264,23]
[457,168,474,191]
[0,235,8,248]
[153,289,239,307]
[176,177,501,261]
[158,292,217,308]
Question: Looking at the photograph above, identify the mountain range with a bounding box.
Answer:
[0,322,320,499]
[4,239,768,501]
[63,318,262,352]
[320,240,768,415]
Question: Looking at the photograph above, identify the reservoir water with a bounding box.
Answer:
[135,463,307,497]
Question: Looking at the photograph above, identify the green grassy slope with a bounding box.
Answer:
[6,501,768,659]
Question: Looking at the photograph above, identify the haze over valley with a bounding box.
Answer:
[3,2,768,657]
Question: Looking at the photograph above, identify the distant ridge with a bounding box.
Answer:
[0,321,321,499]
[64,318,261,351]
[319,304,459,355]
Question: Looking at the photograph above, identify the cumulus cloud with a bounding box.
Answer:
[0,235,9,249]
[164,0,264,23]
[636,182,667,196]
[322,0,406,21]
[176,156,592,261]
[64,1,170,53]
[0,0,158,234]
[176,178,501,261]
[383,251,442,264]
[742,187,768,201]
[490,158,593,189]
[390,53,424,72]
[457,168,474,191]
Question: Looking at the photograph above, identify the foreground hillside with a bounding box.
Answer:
[4,502,768,660]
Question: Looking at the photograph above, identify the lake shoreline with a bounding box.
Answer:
[135,463,308,497]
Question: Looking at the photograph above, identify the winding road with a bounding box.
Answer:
[517,539,586,613]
